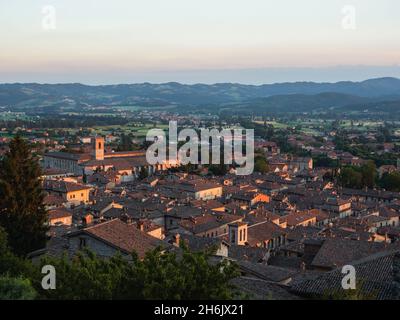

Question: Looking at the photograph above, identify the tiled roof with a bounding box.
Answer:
[43,194,66,205]
[44,179,91,193]
[230,277,301,300]
[44,151,91,161]
[291,250,400,300]
[283,211,317,227]
[228,245,270,263]
[49,208,72,220]
[311,238,388,269]
[247,221,286,246]
[237,261,298,283]
[79,219,166,259]
[180,213,243,234]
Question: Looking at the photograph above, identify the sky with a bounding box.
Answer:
[0,0,399,84]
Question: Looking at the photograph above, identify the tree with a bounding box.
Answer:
[0,276,37,300]
[360,161,377,188]
[117,134,135,151]
[0,227,37,281]
[313,155,339,168]
[380,172,400,192]
[35,246,240,300]
[254,155,268,173]
[339,167,363,189]
[208,164,228,176]
[0,135,49,256]
[338,162,377,190]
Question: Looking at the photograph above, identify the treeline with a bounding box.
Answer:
[334,132,398,167]
[338,161,377,189]
[0,229,240,300]
[314,155,400,191]
[0,115,129,130]
[336,162,400,192]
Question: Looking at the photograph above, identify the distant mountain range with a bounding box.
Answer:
[226,92,400,113]
[0,77,399,113]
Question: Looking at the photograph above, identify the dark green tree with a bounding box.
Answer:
[339,167,363,189]
[254,155,269,173]
[360,161,377,188]
[117,134,135,151]
[0,135,49,256]
[380,172,400,192]
[35,246,240,300]
[0,227,37,281]
[0,276,37,300]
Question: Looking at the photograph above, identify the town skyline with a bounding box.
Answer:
[2,0,400,305]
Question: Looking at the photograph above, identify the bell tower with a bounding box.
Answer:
[92,136,104,160]
[228,222,248,246]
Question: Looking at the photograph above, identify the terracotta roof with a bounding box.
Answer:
[291,250,400,300]
[283,211,317,227]
[43,194,66,205]
[78,219,166,259]
[44,151,91,162]
[311,238,388,269]
[180,213,243,234]
[49,208,72,220]
[247,221,286,246]
[237,261,299,282]
[231,277,301,300]
[44,180,91,193]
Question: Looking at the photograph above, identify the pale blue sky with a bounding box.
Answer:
[0,0,399,84]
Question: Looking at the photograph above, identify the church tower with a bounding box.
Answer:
[228,222,248,246]
[92,136,104,160]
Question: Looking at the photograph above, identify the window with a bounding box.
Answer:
[239,229,243,242]
[79,237,87,249]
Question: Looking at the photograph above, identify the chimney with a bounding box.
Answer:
[137,220,145,232]
[82,214,93,226]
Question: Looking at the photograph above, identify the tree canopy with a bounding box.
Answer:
[36,246,240,300]
[0,135,49,256]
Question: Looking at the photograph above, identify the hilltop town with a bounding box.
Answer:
[1,111,398,300]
